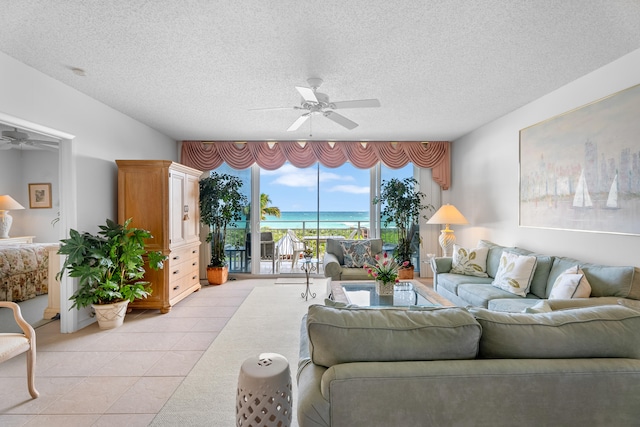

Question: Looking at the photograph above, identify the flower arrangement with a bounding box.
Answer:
[303,246,314,258]
[363,252,409,284]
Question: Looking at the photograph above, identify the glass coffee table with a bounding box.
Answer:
[331,280,453,308]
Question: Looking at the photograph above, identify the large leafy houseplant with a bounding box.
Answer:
[373,177,433,267]
[199,172,248,268]
[57,218,167,309]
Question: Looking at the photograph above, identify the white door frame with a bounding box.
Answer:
[0,112,79,332]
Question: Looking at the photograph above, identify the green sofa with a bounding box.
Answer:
[297,303,640,426]
[431,240,640,312]
[322,238,383,281]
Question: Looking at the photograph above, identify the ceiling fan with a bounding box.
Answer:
[252,78,381,131]
[0,128,59,151]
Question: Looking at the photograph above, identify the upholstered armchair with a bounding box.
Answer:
[0,301,38,398]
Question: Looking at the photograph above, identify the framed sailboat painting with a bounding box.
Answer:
[519,83,640,236]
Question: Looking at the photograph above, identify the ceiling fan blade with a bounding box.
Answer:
[249,106,298,111]
[25,141,58,152]
[287,114,310,132]
[330,99,381,109]
[27,140,59,149]
[323,111,358,130]
[30,139,59,145]
[295,86,318,103]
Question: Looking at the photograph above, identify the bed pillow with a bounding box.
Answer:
[450,245,489,277]
[491,251,537,297]
[548,265,591,299]
[340,240,374,268]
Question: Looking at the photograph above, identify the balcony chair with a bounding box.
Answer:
[0,301,38,398]
[246,232,276,273]
[275,229,307,272]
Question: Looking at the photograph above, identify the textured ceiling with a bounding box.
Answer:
[1,1,640,142]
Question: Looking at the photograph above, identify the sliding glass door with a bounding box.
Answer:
[210,161,418,275]
[259,162,371,274]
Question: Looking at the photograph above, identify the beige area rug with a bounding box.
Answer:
[151,282,325,426]
[276,277,330,289]
[275,277,309,284]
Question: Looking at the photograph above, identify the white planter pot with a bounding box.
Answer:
[375,280,395,296]
[92,300,129,330]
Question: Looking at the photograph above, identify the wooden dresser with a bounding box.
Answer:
[116,160,202,313]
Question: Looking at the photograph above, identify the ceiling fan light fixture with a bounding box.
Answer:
[306,77,323,89]
[251,78,379,132]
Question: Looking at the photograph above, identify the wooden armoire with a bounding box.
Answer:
[116,160,202,313]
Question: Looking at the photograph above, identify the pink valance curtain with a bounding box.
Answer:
[181,141,450,189]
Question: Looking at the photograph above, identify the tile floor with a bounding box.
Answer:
[0,279,258,427]
[1,272,432,426]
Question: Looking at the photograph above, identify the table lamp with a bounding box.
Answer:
[426,204,468,257]
[0,195,25,239]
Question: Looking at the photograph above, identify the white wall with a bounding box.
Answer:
[0,51,178,235]
[0,149,60,242]
[448,48,640,267]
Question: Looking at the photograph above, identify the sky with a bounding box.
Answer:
[261,163,412,212]
[217,162,412,212]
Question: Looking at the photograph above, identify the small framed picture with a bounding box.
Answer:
[28,183,52,209]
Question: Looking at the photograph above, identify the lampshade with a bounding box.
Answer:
[426,204,468,225]
[0,195,25,211]
[426,204,468,257]
[0,195,25,239]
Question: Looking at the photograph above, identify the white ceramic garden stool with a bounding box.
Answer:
[236,352,292,427]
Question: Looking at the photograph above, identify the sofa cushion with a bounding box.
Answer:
[339,240,374,268]
[469,305,640,359]
[548,257,639,299]
[458,283,532,309]
[437,273,494,297]
[306,305,481,367]
[491,251,537,297]
[548,266,591,299]
[488,297,544,313]
[450,245,489,277]
[339,266,371,280]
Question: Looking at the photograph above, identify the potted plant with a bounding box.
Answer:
[373,177,433,279]
[363,252,407,295]
[303,246,314,261]
[199,172,248,285]
[57,218,167,329]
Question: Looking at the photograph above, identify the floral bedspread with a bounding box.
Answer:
[0,244,50,302]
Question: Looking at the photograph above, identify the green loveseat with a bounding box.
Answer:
[431,240,640,312]
[322,238,383,281]
[297,303,640,426]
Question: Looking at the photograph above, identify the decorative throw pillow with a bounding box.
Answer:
[450,245,489,277]
[548,266,591,299]
[340,240,374,268]
[491,251,537,297]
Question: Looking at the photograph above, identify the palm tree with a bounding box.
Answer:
[260,193,281,220]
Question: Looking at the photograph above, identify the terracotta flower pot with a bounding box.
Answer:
[207,266,229,285]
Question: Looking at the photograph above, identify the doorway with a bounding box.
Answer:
[0,111,78,332]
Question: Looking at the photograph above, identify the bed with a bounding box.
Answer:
[0,243,61,319]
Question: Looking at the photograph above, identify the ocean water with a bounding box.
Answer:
[262,211,370,230]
